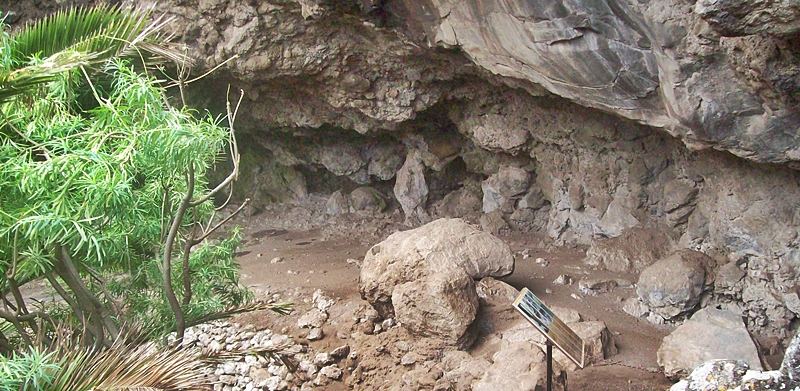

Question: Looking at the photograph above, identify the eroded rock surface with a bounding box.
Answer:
[670,329,800,391]
[391,0,800,167]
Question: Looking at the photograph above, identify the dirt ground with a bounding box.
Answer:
[233,213,675,391]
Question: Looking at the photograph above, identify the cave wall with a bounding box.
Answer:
[6,0,797,341]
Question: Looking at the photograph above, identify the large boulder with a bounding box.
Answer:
[359,218,514,345]
[502,318,616,371]
[391,261,479,347]
[437,351,491,391]
[669,360,783,391]
[325,190,350,216]
[319,142,364,176]
[365,142,404,181]
[637,250,711,320]
[473,340,563,391]
[349,186,386,214]
[658,308,762,378]
[434,184,482,218]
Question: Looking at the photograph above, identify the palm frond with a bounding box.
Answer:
[186,300,294,328]
[0,50,95,104]
[10,4,187,68]
[44,336,209,391]
[0,5,191,104]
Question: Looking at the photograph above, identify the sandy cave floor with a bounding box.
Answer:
[231,212,675,391]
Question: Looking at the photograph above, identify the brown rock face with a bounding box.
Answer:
[390,0,800,167]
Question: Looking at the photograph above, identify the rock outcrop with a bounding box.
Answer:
[391,0,800,168]
[10,0,793,341]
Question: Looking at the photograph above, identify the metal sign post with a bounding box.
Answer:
[513,287,585,391]
[546,340,553,391]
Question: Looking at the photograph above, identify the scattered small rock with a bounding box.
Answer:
[320,365,343,380]
[298,309,328,329]
[381,318,396,329]
[622,297,649,318]
[307,327,324,341]
[314,352,334,366]
[401,352,419,366]
[553,274,573,285]
[346,258,361,267]
[534,257,549,266]
[270,256,284,264]
[330,345,350,359]
[312,289,335,312]
[578,278,618,296]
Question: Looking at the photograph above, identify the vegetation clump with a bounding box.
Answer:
[0,5,284,389]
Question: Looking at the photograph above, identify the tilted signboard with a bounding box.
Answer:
[512,287,586,369]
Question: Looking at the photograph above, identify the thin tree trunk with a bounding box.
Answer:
[180,238,193,306]
[6,277,40,336]
[46,273,87,331]
[6,277,28,316]
[163,164,194,341]
[54,245,115,348]
[0,309,32,346]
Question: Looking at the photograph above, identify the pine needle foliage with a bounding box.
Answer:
[0,5,285,389]
[0,61,225,280]
[0,4,251,350]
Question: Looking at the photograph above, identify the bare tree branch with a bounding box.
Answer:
[189,87,242,207]
[193,199,250,245]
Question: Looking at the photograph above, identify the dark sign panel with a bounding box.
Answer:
[513,287,585,368]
